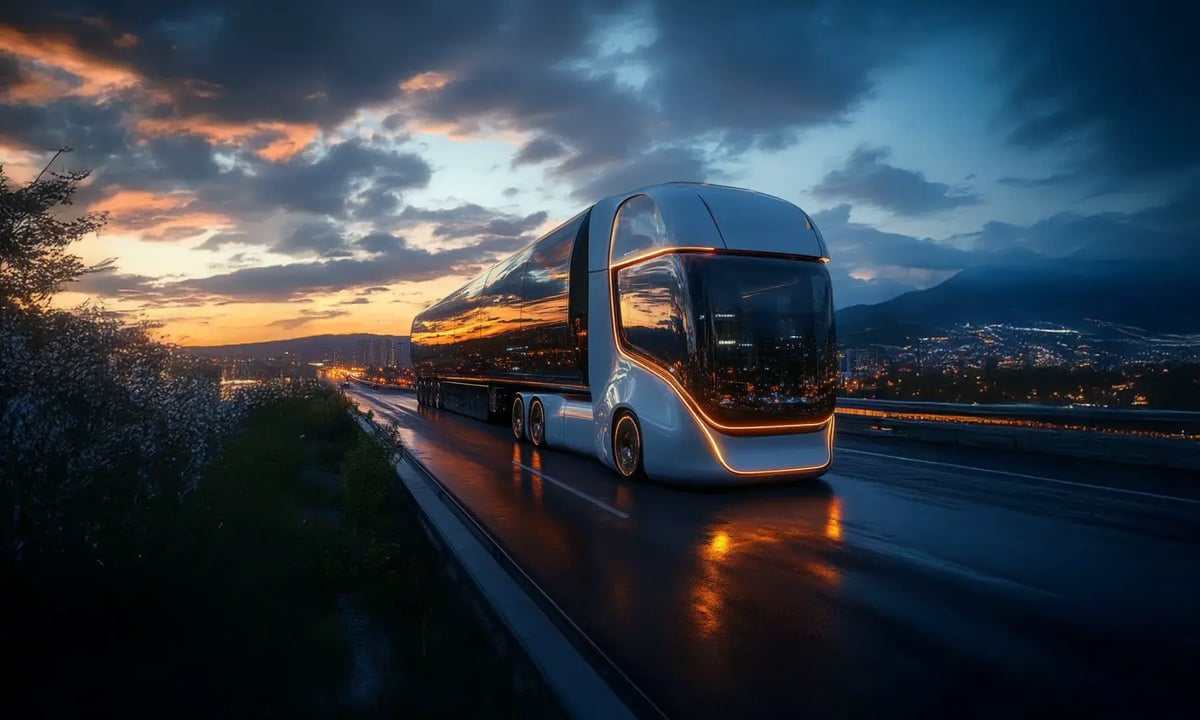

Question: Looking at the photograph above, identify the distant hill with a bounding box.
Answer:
[183,333,406,362]
[836,258,1199,345]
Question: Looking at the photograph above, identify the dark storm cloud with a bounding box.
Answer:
[7,0,1197,205]
[173,236,508,301]
[569,146,712,201]
[3,1,509,127]
[352,186,401,222]
[512,136,567,166]
[432,210,548,240]
[71,270,158,297]
[74,225,534,303]
[198,231,251,251]
[275,219,347,257]
[641,1,964,153]
[813,146,980,216]
[0,101,131,168]
[416,59,654,177]
[247,140,430,217]
[995,1,1200,179]
[393,203,550,246]
[397,203,493,224]
[357,232,404,255]
[338,297,370,306]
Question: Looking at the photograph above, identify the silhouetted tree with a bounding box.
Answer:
[0,150,110,310]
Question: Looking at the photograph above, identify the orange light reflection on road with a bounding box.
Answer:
[530,449,544,506]
[512,444,522,489]
[691,498,843,639]
[825,497,842,542]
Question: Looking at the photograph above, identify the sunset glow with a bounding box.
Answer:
[1,2,1191,347]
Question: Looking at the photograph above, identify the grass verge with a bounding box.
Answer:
[2,388,563,718]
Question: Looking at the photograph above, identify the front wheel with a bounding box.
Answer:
[612,411,644,480]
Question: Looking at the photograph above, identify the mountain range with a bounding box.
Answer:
[835,258,1199,346]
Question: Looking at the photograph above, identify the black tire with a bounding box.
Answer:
[434,380,443,409]
[529,397,547,448]
[511,395,526,441]
[417,379,425,406]
[612,410,644,480]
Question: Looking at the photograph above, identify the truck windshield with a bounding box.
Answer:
[616,252,837,426]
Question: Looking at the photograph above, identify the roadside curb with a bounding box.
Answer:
[353,414,639,720]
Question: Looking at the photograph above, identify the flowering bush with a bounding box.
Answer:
[0,305,328,566]
[0,156,326,567]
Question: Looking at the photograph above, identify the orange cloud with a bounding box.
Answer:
[0,25,143,101]
[134,116,320,162]
[90,189,192,214]
[400,71,452,92]
[89,189,234,239]
[1,67,76,103]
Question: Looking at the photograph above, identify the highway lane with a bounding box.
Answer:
[350,388,1200,719]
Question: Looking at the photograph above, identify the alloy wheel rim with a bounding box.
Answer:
[531,402,544,444]
[614,416,640,477]
[512,398,524,439]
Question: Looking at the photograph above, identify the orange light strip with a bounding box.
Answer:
[609,263,834,433]
[610,245,721,270]
[605,253,832,476]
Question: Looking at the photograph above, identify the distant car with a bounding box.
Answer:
[339,381,351,388]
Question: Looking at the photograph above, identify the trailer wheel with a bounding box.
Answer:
[612,410,644,480]
[511,395,525,441]
[434,380,443,409]
[529,397,547,448]
[417,379,425,406]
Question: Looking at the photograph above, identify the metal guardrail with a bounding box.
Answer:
[835,397,1200,438]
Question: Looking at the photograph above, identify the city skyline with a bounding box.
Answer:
[2,2,1196,345]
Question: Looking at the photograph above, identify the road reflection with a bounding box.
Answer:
[355,389,848,704]
[687,483,842,682]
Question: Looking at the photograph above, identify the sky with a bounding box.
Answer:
[1,0,1197,345]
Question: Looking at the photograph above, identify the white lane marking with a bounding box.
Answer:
[513,461,631,519]
[838,447,1200,506]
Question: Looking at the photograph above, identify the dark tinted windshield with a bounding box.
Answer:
[617,253,837,426]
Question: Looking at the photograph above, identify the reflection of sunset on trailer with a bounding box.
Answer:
[411,182,838,484]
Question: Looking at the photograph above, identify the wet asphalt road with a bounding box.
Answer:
[351,388,1200,720]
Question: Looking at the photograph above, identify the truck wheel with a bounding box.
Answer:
[612,410,644,480]
[529,397,547,448]
[434,380,443,409]
[511,395,525,440]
